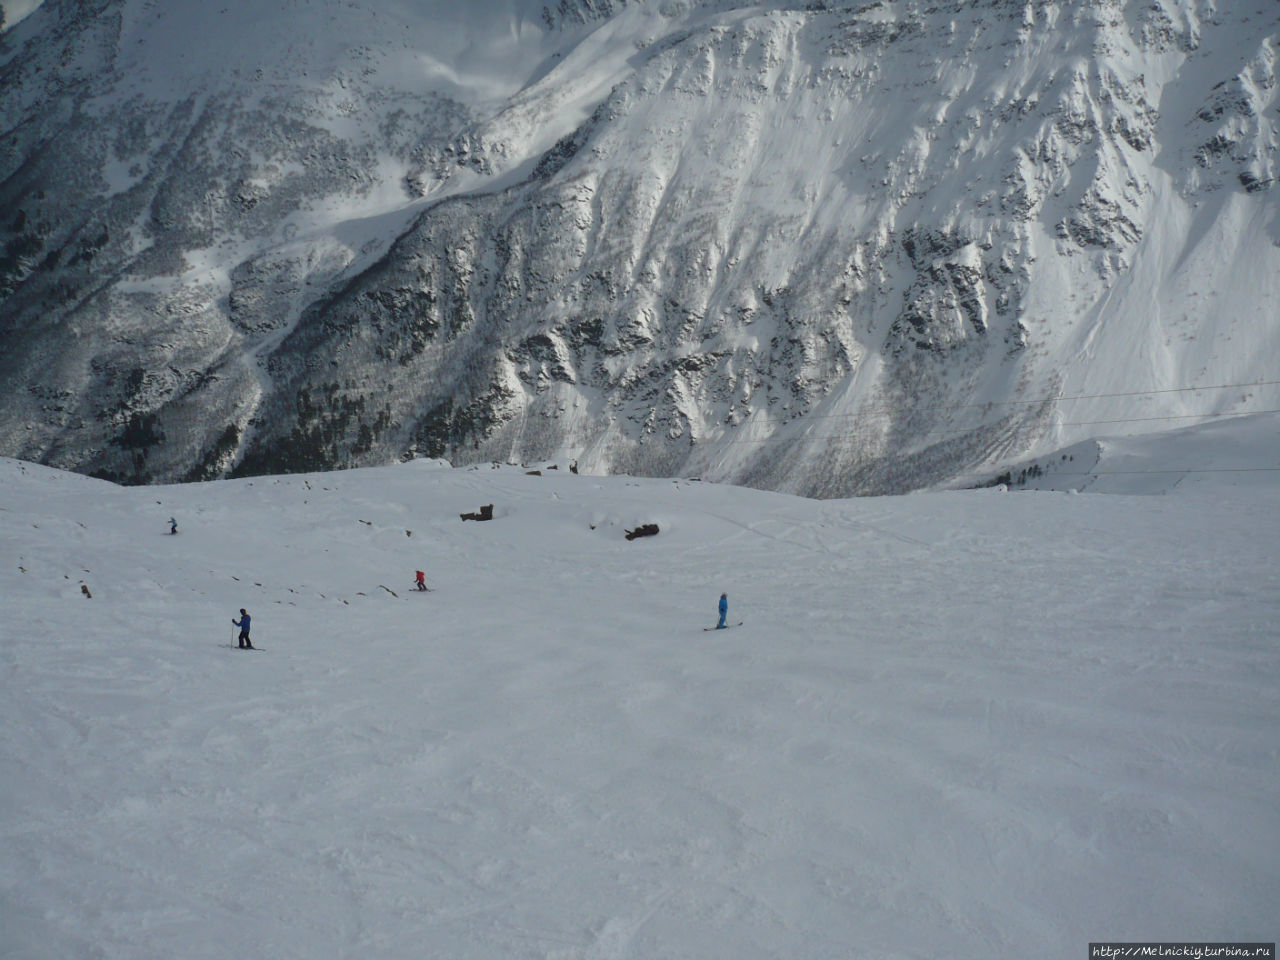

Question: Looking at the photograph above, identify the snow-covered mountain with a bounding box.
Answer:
[3,416,1278,958]
[1,0,1277,494]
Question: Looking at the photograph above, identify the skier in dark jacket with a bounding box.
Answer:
[717,593,728,629]
[232,609,253,649]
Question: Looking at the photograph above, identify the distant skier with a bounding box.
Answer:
[169,517,178,535]
[232,608,254,649]
[717,592,728,629]
[414,570,428,592]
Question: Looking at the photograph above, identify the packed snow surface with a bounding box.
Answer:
[2,416,1278,958]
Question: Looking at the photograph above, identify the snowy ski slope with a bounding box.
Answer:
[2,416,1278,958]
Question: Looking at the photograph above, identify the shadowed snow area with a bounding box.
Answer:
[2,415,1278,958]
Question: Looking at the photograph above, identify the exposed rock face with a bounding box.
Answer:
[2,0,1278,495]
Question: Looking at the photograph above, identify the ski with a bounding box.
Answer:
[220,644,264,651]
[704,622,744,631]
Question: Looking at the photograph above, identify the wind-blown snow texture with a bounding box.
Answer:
[1,0,1278,494]
[2,416,1278,958]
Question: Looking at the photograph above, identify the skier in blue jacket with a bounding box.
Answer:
[717,592,728,629]
[232,609,253,649]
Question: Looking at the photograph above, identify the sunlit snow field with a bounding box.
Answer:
[2,416,1278,959]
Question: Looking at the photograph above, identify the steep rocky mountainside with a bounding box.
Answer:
[2,0,1277,495]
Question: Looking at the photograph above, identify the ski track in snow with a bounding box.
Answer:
[1,425,1278,958]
